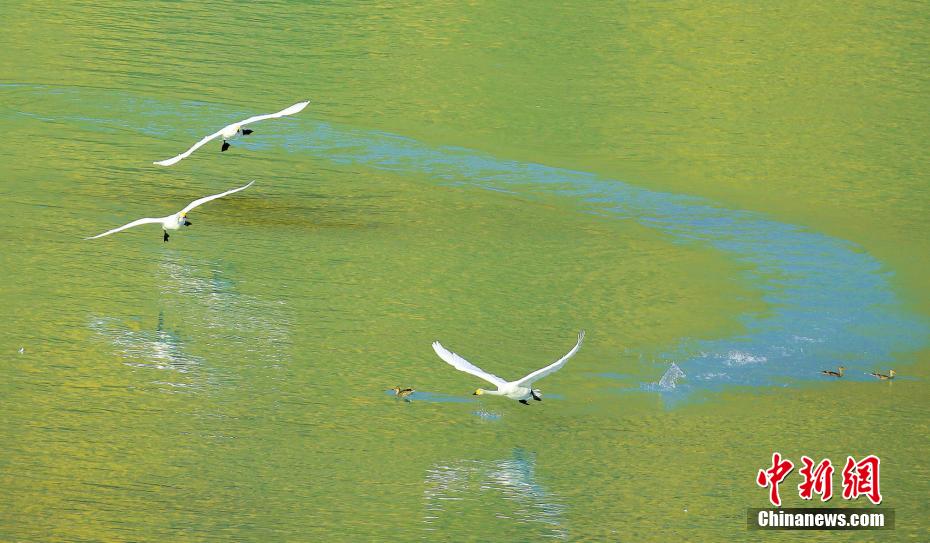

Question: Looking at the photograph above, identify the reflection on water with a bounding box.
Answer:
[90,311,202,375]
[157,254,293,365]
[424,448,566,540]
[7,84,923,394]
[90,254,293,392]
[3,2,929,541]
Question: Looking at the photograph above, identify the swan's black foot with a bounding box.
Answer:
[221,141,230,152]
[183,220,192,226]
[519,399,530,405]
[163,231,169,242]
[242,129,253,135]
[531,389,542,401]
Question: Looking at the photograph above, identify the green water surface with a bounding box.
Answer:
[1,2,928,541]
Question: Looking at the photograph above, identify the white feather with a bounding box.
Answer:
[432,341,508,388]
[85,217,167,240]
[516,330,585,386]
[154,100,310,166]
[181,180,254,214]
[431,331,585,402]
[85,181,255,240]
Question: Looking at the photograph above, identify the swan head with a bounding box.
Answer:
[473,389,484,396]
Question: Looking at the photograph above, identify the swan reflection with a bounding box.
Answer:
[90,311,201,376]
[157,256,292,364]
[423,448,566,539]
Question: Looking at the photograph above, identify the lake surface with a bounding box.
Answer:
[2,2,928,541]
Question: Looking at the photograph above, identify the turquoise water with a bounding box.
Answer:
[4,2,929,538]
[9,84,924,393]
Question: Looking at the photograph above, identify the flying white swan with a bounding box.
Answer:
[431,330,585,404]
[153,100,310,166]
[85,181,255,242]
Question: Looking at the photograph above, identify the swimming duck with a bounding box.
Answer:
[431,330,584,405]
[154,100,310,166]
[869,369,896,380]
[820,366,846,377]
[390,386,415,400]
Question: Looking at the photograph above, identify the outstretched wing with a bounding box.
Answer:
[516,330,585,386]
[153,129,224,166]
[239,100,310,127]
[181,181,255,215]
[432,341,508,388]
[85,217,165,240]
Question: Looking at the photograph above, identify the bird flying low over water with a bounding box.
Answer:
[820,366,846,378]
[85,181,255,242]
[431,331,585,405]
[153,100,310,166]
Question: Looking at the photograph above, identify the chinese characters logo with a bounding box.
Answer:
[757,453,881,506]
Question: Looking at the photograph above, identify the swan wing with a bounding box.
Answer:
[153,129,224,166]
[181,181,255,215]
[85,216,165,240]
[516,330,585,386]
[432,341,508,388]
[238,100,310,127]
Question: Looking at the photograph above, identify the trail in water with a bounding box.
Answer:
[4,84,927,394]
[279,123,928,392]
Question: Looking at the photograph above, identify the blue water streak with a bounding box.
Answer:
[4,84,925,395]
[278,122,928,392]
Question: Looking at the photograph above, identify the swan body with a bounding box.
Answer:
[85,181,254,242]
[154,100,309,166]
[431,331,584,404]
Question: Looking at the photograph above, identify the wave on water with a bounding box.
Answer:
[657,363,687,390]
[5,85,927,396]
[283,122,928,393]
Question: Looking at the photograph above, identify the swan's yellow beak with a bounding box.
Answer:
[473,389,483,396]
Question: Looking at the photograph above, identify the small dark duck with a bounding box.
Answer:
[869,369,896,381]
[389,386,416,401]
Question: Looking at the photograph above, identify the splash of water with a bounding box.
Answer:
[281,122,927,390]
[5,85,927,394]
[657,363,687,390]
